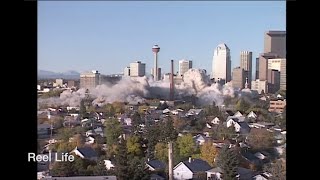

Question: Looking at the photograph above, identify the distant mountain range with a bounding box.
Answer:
[38,70,80,79]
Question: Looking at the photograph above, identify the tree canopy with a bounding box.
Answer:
[215,145,239,180]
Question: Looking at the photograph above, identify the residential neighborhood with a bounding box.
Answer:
[37,85,286,180]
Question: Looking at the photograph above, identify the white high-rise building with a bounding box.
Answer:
[179,59,192,76]
[212,43,231,84]
[123,67,130,76]
[129,61,146,77]
[251,79,267,94]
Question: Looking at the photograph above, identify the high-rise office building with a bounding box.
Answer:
[268,58,286,90]
[80,70,100,89]
[251,79,267,94]
[129,61,146,77]
[179,60,192,76]
[240,51,252,88]
[255,57,259,80]
[258,52,279,81]
[232,67,245,90]
[124,67,130,76]
[267,69,280,93]
[264,31,286,58]
[212,43,231,84]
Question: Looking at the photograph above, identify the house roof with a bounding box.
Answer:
[227,116,246,122]
[182,158,212,172]
[206,167,223,173]
[76,147,98,158]
[238,122,250,129]
[147,159,166,170]
[241,152,260,162]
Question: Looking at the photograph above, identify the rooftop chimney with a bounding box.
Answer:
[188,157,192,163]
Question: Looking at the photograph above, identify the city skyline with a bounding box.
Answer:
[38,1,285,77]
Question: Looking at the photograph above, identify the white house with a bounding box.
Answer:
[206,167,223,180]
[186,109,203,117]
[173,158,212,180]
[247,111,257,119]
[193,134,207,145]
[104,160,115,170]
[253,172,272,180]
[206,123,212,129]
[234,111,243,117]
[211,117,220,125]
[207,167,253,180]
[226,119,250,133]
[163,108,170,114]
[124,118,132,126]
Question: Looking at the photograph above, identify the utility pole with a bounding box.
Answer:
[168,141,173,180]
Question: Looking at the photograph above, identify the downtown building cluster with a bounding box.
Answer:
[80,30,286,95]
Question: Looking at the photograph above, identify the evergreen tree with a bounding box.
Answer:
[215,145,239,180]
[79,99,87,118]
[162,117,178,142]
[127,157,150,180]
[105,118,123,146]
[114,138,129,180]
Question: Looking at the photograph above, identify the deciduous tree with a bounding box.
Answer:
[177,134,196,159]
[200,141,218,166]
[127,135,142,157]
[247,128,274,151]
[155,142,168,163]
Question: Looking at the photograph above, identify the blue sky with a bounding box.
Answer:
[38,1,285,77]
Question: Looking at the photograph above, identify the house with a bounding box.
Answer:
[163,108,171,114]
[247,111,257,119]
[150,174,165,180]
[193,134,208,145]
[94,127,104,137]
[86,130,95,137]
[207,167,254,180]
[206,123,212,129]
[146,159,166,171]
[249,122,274,129]
[253,172,272,180]
[173,157,212,180]
[104,160,115,170]
[41,176,117,180]
[186,109,203,117]
[234,111,244,117]
[85,136,95,144]
[71,146,98,161]
[254,152,268,163]
[241,151,262,167]
[124,118,132,126]
[211,117,220,125]
[226,116,246,124]
[226,119,250,134]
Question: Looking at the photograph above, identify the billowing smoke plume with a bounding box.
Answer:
[39,68,253,107]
